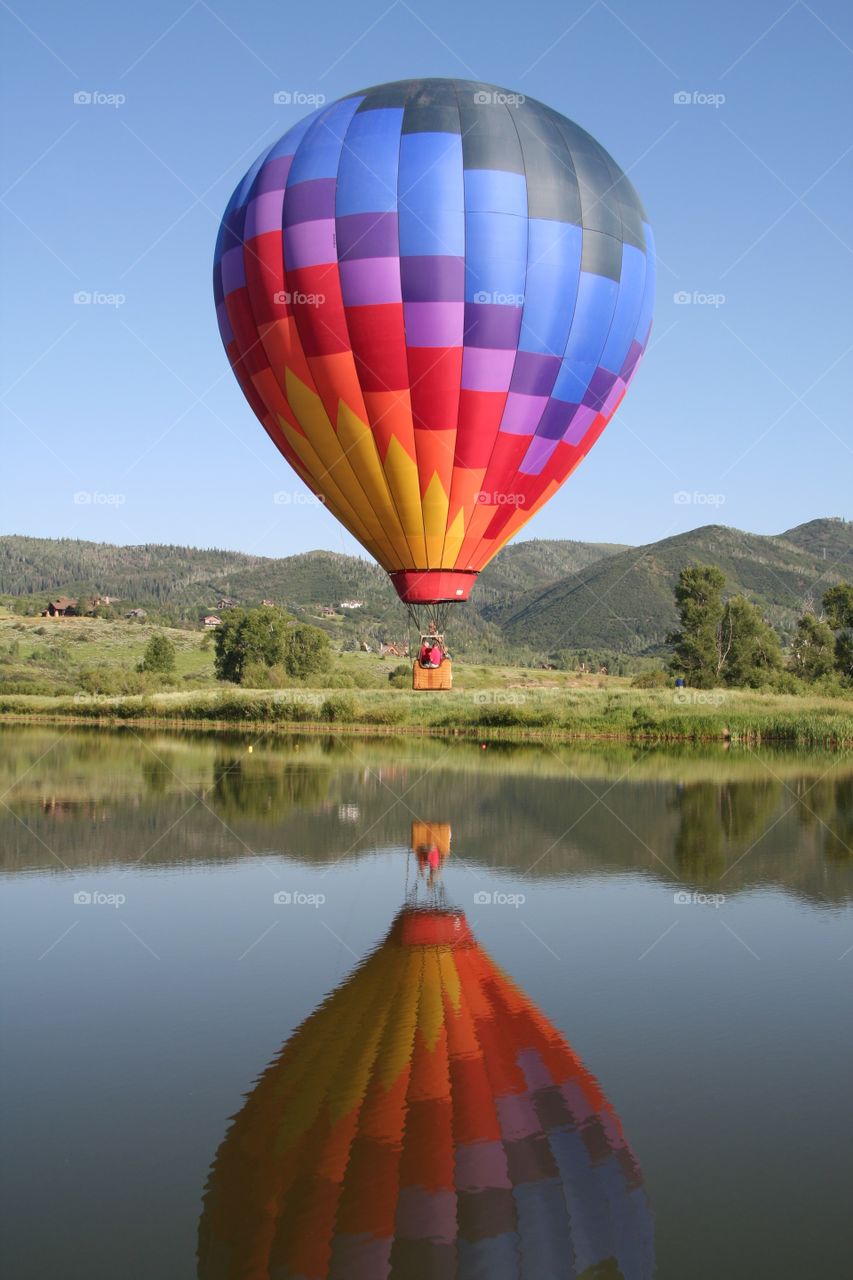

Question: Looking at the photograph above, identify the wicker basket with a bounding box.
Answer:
[412,658,453,691]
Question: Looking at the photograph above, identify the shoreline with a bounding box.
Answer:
[2,690,852,747]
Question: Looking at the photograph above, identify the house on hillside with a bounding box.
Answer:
[42,597,78,617]
[379,642,408,658]
[203,614,222,628]
[320,605,336,617]
[261,599,275,607]
[217,596,239,610]
[339,599,364,609]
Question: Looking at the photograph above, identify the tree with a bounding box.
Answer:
[214,607,290,684]
[138,633,176,675]
[281,623,331,678]
[789,613,836,681]
[822,582,853,630]
[823,582,853,682]
[721,597,782,686]
[668,565,726,687]
[214,608,330,684]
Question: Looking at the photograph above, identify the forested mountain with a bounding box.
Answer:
[487,520,853,654]
[1,518,850,657]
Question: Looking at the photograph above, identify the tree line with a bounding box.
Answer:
[668,565,853,689]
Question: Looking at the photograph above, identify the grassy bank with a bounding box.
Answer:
[2,684,852,746]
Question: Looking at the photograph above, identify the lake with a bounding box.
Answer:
[1,726,851,1279]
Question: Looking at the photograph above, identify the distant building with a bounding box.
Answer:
[203,614,222,628]
[319,605,336,617]
[339,600,364,609]
[42,597,78,617]
[217,597,239,610]
[261,599,275,607]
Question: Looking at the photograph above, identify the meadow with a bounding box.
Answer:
[1,608,852,745]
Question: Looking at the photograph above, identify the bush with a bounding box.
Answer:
[319,693,358,723]
[387,663,411,689]
[317,670,355,689]
[632,669,670,689]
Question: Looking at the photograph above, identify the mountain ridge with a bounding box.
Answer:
[1,518,850,656]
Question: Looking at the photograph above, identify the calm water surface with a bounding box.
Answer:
[1,727,852,1279]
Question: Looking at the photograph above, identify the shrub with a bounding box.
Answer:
[319,693,358,723]
[317,671,355,689]
[632,669,669,689]
[387,663,411,689]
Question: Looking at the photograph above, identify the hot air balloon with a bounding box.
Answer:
[213,78,655,640]
[198,905,654,1279]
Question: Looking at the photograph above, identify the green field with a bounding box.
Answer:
[2,608,852,745]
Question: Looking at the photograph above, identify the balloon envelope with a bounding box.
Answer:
[198,906,654,1278]
[214,79,654,602]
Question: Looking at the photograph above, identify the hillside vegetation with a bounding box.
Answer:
[488,520,853,654]
[0,519,850,662]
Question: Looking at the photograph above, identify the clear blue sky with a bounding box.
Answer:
[2,0,851,558]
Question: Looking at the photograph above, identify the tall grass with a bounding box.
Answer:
[2,684,852,745]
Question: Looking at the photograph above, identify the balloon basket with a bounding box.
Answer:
[412,658,453,691]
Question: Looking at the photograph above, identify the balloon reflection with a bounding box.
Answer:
[198,832,654,1279]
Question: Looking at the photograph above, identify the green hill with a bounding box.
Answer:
[489,519,853,654]
[1,518,850,658]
